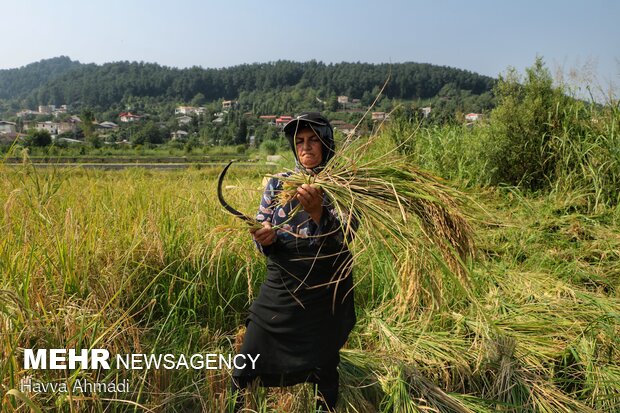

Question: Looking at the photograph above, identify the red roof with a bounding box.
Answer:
[119,112,142,118]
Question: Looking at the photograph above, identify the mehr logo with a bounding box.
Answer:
[24,349,110,370]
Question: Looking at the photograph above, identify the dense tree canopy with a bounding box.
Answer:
[0,58,495,114]
[0,56,81,100]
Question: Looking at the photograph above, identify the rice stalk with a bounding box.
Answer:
[274,132,476,290]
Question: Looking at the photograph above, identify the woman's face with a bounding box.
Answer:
[295,127,323,169]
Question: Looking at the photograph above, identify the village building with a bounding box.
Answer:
[275,115,293,127]
[222,100,238,110]
[465,113,482,122]
[334,122,357,136]
[119,112,143,123]
[0,120,17,134]
[38,105,56,114]
[372,112,389,121]
[16,109,38,117]
[177,115,193,126]
[0,121,18,144]
[171,130,189,140]
[97,121,118,130]
[175,106,205,116]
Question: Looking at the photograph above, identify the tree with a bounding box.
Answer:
[131,121,165,145]
[487,57,562,189]
[26,129,52,147]
[80,109,95,138]
[191,93,206,107]
[327,96,338,112]
[234,118,248,145]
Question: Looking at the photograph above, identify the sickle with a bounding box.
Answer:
[217,161,256,225]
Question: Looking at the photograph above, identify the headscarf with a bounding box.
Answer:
[283,112,335,174]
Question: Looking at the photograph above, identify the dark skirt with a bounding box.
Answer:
[233,237,355,386]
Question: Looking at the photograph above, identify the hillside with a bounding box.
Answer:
[0,56,82,100]
[0,57,495,114]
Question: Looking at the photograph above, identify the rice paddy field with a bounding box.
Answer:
[2,80,620,411]
[1,143,619,412]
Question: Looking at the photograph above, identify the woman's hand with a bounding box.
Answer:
[251,221,277,246]
[296,184,323,224]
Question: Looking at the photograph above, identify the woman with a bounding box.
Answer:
[231,112,356,412]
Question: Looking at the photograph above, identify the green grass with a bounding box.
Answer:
[1,158,618,412]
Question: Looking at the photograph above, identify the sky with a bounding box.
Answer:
[1,0,618,94]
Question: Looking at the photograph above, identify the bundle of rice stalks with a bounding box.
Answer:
[274,133,476,282]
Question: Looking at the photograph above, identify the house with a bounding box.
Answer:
[56,137,83,144]
[0,121,17,134]
[38,105,56,114]
[372,112,389,121]
[259,115,277,124]
[97,121,119,130]
[119,112,143,123]
[16,109,38,117]
[56,117,82,134]
[421,107,432,118]
[175,106,205,116]
[465,113,482,122]
[0,121,18,144]
[337,96,349,104]
[177,115,193,126]
[275,116,292,127]
[52,105,68,116]
[32,121,60,134]
[171,130,189,140]
[222,100,238,110]
[333,122,357,136]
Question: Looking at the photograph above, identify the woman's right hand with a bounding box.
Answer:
[250,221,277,246]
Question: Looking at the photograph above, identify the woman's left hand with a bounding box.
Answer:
[296,184,323,224]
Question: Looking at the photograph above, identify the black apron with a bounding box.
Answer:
[233,236,356,386]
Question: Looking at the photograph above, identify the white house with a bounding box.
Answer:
[171,130,189,140]
[177,115,193,125]
[222,100,237,110]
[175,106,205,116]
[336,123,357,136]
[0,120,17,134]
[32,121,60,134]
[38,105,56,114]
[465,113,482,122]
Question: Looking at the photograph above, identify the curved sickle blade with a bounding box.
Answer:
[217,160,256,225]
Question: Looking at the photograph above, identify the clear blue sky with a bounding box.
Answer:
[2,0,618,91]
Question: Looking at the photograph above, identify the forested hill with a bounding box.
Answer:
[0,56,81,100]
[1,57,495,112]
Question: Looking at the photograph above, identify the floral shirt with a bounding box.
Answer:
[255,173,356,255]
